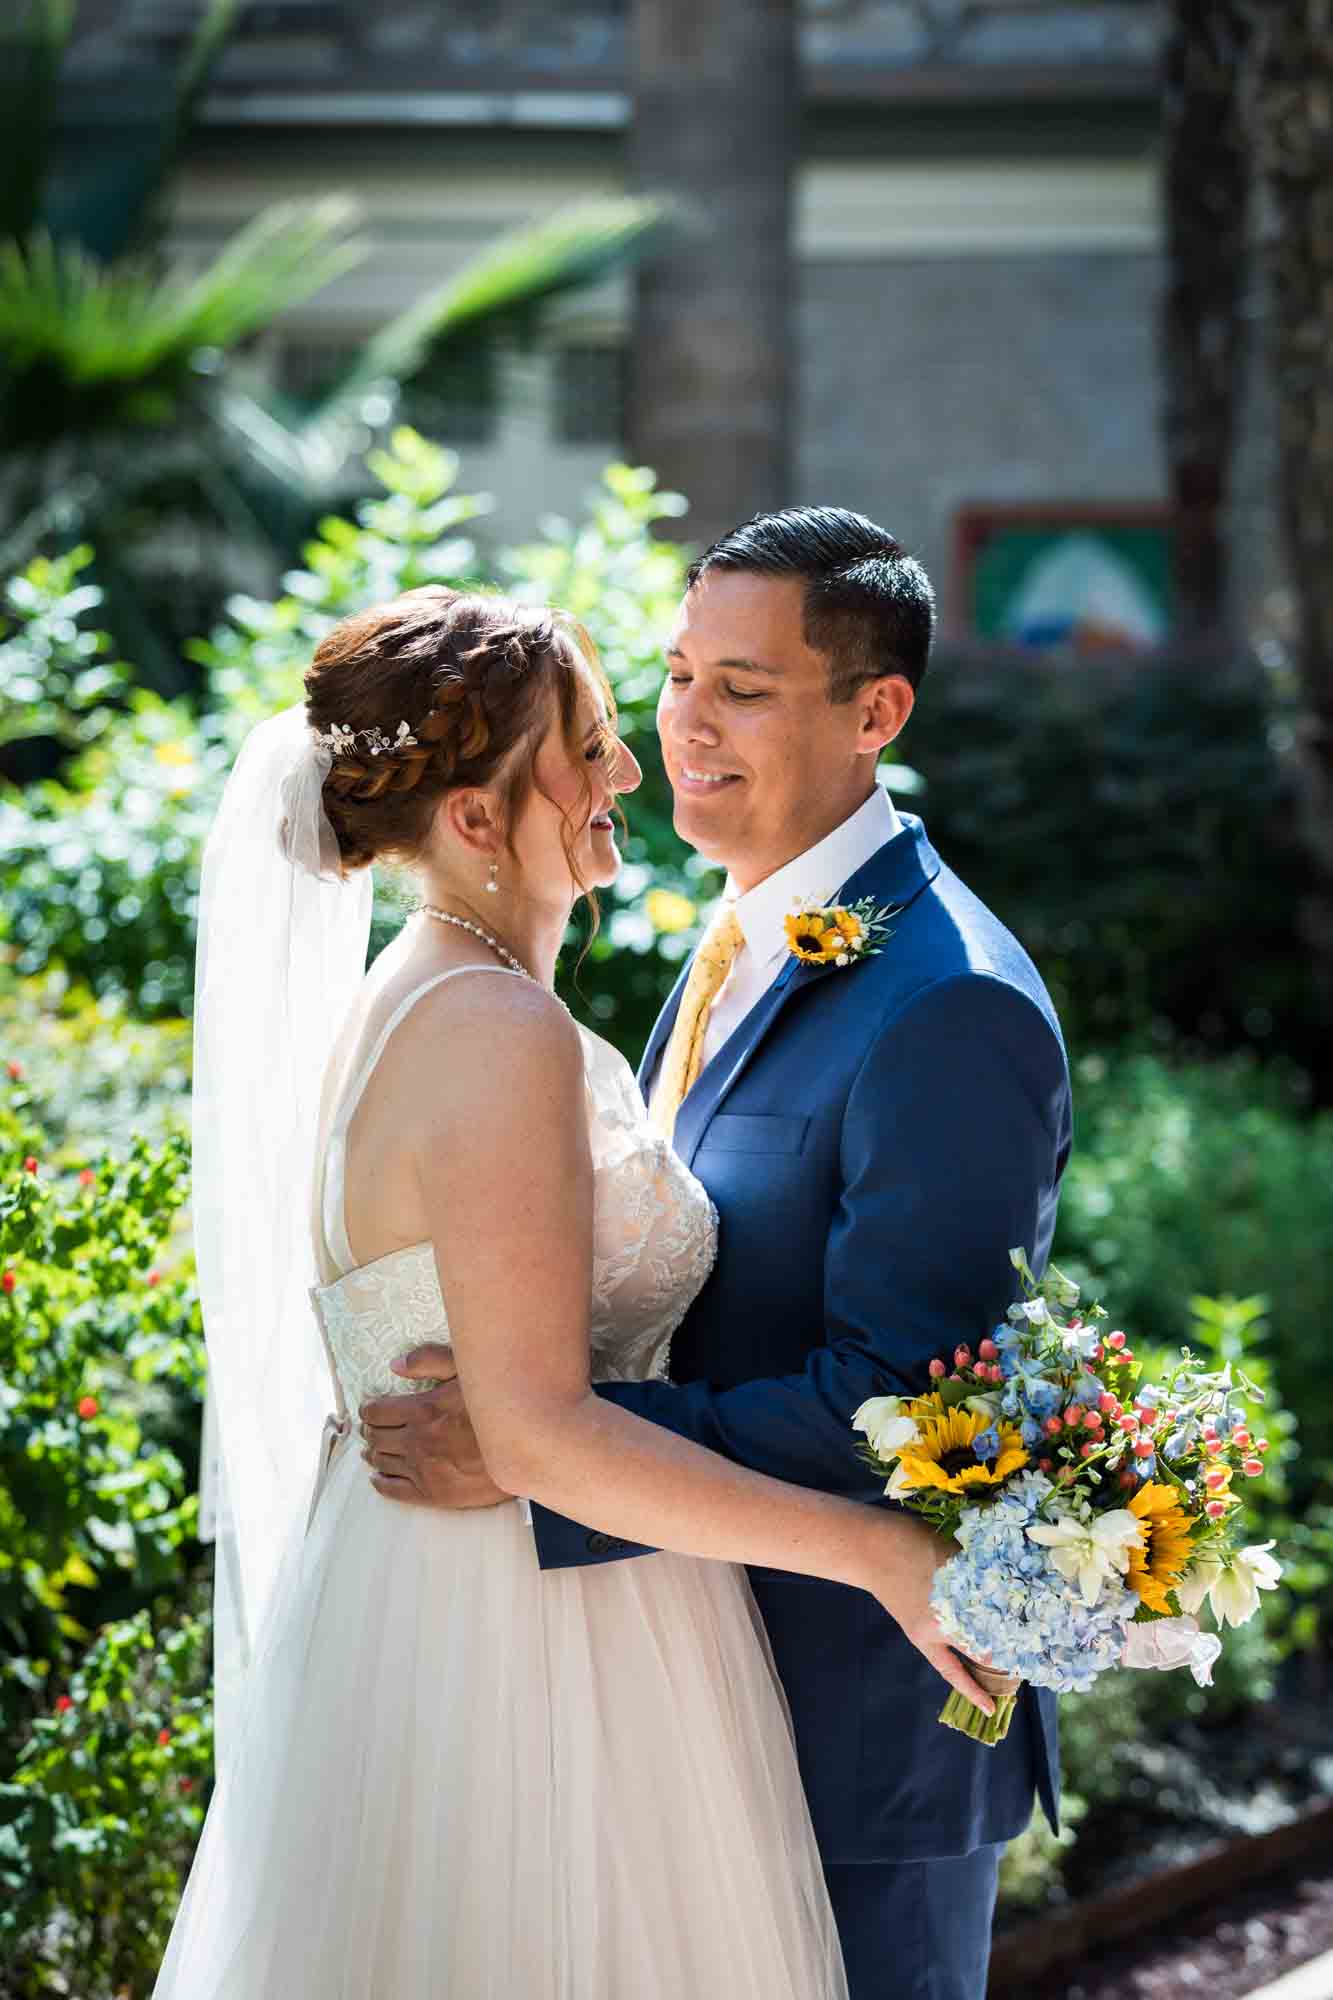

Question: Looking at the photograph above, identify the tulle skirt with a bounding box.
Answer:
[153,1439,847,1999]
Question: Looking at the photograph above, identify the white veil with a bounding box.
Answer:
[192,704,373,1760]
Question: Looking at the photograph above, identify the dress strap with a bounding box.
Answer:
[320,963,529,1277]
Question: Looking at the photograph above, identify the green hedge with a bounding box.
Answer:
[904,645,1319,1076]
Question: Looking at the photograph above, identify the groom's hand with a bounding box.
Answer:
[359,1345,512,1510]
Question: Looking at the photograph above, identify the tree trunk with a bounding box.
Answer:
[629,0,796,545]
[1252,0,1333,1006]
[1160,0,1253,640]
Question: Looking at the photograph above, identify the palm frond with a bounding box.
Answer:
[309,197,662,430]
[0,199,365,388]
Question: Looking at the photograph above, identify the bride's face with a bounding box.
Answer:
[509,669,641,902]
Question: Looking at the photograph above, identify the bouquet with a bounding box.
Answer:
[853,1249,1282,1744]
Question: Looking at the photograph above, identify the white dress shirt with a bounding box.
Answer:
[648,782,902,1117]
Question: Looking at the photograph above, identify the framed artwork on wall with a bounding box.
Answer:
[952,503,1173,653]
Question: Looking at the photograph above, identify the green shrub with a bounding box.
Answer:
[0,1600,212,1998]
[0,1044,203,1752]
[1056,1052,1333,1487]
[904,645,1318,1072]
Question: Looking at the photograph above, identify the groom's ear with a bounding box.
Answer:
[854,674,914,758]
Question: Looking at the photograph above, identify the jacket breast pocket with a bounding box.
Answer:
[697,1113,810,1155]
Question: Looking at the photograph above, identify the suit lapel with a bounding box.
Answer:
[668,814,943,1167]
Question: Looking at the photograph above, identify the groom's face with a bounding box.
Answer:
[658,571,889,892]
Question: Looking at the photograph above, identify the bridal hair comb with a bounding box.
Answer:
[312,719,420,758]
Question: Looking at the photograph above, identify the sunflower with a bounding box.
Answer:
[784,910,843,964]
[1126,1481,1197,1613]
[893,1404,1028,1495]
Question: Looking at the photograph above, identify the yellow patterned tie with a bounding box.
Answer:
[652,904,746,1142]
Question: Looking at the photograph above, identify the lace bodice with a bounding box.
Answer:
[309,968,718,1425]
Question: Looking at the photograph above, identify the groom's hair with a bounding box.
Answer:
[685,506,935,702]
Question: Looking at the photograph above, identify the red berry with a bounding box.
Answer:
[77,1395,98,1420]
[55,1696,73,1714]
[6,1061,21,1080]
[1063,1406,1084,1428]
[158,1728,171,1746]
[1098,1392,1118,1415]
[179,1776,195,1794]
[78,1169,96,1189]
[1243,1458,1264,1478]
[1118,1467,1138,1490]
[978,1338,998,1362]
[1232,1427,1251,1449]
[1,1270,14,1294]
[146,1269,161,1287]
[1080,1441,1096,1459]
[1120,1348,1135,1364]
[1205,1498,1228,1519]
[1038,1457,1055,1473]
[22,1157,38,1175]
[954,1345,972,1369]
[928,1359,946,1380]
[1106,1330,1126,1351]
[1043,1416,1063,1438]
[1256,1439,1270,1453]
[1133,1437,1155,1458]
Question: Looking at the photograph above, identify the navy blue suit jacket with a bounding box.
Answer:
[532,815,1069,1864]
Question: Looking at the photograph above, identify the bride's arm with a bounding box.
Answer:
[411,978,991,1713]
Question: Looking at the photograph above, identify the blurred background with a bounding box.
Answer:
[0,3,1330,1995]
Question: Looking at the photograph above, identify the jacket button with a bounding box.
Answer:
[586,1531,615,1553]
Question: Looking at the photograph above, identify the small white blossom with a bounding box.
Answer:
[852,1395,919,1460]
[1026,1509,1143,1607]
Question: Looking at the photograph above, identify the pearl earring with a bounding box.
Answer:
[485,859,500,895]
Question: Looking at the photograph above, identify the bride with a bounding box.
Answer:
[155,585,991,1998]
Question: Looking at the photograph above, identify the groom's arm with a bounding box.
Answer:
[530,973,1072,1571]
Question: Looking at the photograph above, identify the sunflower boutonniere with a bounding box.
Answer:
[783,895,902,970]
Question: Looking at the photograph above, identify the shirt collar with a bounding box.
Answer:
[726,784,902,968]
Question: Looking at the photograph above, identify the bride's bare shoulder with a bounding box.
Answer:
[383,962,582,1107]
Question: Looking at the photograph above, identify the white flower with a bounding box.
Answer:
[965,1393,1001,1422]
[852,1395,919,1460]
[1173,1557,1222,1617]
[1210,1543,1282,1628]
[1176,1543,1281,1628]
[1027,1509,1144,1607]
[885,1462,917,1500]
[1020,1299,1049,1324]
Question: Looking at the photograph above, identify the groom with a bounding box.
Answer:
[361,506,1070,1999]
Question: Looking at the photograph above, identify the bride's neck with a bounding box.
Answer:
[412,865,573,990]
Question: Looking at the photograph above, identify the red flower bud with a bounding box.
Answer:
[1232,1427,1251,1449]
[1133,1437,1155,1458]
[179,1776,195,1794]
[23,1157,38,1175]
[77,1395,98,1420]
[1204,1467,1230,1492]
[55,1695,73,1714]
[1,1270,14,1294]
[1204,1436,1223,1455]
[158,1728,172,1746]
[1106,1330,1126,1351]
[1243,1458,1264,1478]
[1098,1392,1119,1415]
[953,1345,972,1369]
[1120,1348,1135,1363]
[78,1169,96,1189]
[146,1269,161,1287]
[6,1061,22,1080]
[978,1339,998,1362]
[1063,1406,1084,1428]
[1256,1439,1270,1453]
[1205,1498,1228,1519]
[928,1359,946,1379]
[1043,1416,1063,1437]
[1080,1441,1096,1459]
[1038,1457,1055,1473]
[1118,1467,1138,1490]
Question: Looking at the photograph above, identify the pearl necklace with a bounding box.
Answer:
[416,906,534,981]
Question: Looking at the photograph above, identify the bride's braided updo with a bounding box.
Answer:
[304,586,610,874]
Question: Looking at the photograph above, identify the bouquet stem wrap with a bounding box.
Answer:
[939,1665,1022,1746]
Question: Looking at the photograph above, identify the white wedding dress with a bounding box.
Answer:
[154,965,847,2000]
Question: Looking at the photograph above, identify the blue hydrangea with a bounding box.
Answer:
[930,1481,1137,1694]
